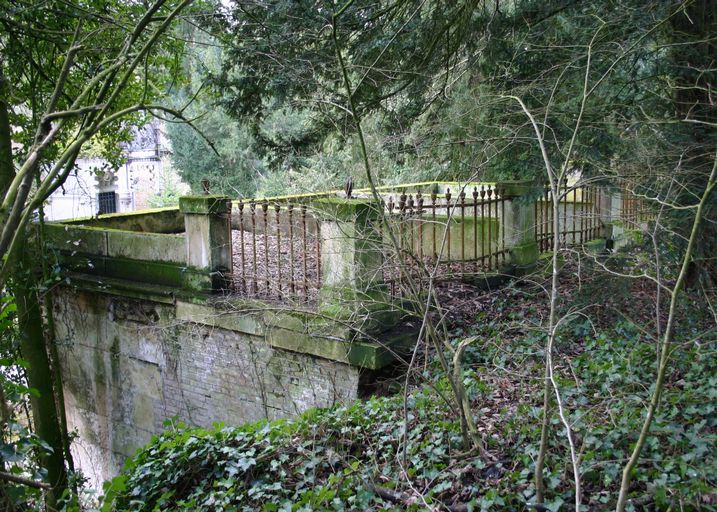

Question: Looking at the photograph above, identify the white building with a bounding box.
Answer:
[45,120,187,221]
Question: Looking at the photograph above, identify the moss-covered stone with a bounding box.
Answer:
[509,241,539,271]
[45,223,186,264]
[171,298,409,369]
[266,327,399,370]
[179,196,230,215]
[61,207,183,233]
[180,269,213,293]
[176,301,266,335]
[317,287,398,331]
[58,252,186,287]
[313,197,383,222]
[44,223,108,255]
[62,274,177,304]
[265,311,306,333]
[495,179,536,198]
[106,231,185,264]
[181,201,232,291]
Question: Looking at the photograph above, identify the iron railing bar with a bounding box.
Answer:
[263,201,270,295]
[288,204,295,296]
[251,202,258,295]
[302,205,308,299]
[275,203,282,299]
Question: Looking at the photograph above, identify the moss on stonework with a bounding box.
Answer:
[63,206,179,223]
[313,197,382,222]
[45,223,186,264]
[494,180,535,198]
[106,257,185,286]
[510,241,539,265]
[266,326,405,370]
[61,207,183,233]
[172,298,409,369]
[179,196,230,215]
[105,230,185,264]
[182,270,213,293]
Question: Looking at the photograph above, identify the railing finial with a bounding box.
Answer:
[344,175,353,199]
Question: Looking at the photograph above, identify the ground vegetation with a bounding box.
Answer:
[108,257,717,511]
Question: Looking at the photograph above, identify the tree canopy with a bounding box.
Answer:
[169,0,713,276]
[0,0,197,281]
[173,1,708,188]
[0,0,199,506]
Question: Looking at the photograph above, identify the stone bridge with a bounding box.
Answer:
[45,181,640,487]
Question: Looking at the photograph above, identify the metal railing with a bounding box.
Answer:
[224,180,655,304]
[225,184,509,302]
[620,182,655,229]
[382,185,509,297]
[535,182,604,253]
[228,199,323,304]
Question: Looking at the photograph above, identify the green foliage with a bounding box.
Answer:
[107,303,716,511]
[0,0,188,166]
[168,113,264,198]
[111,392,496,511]
[216,0,475,122]
[0,293,56,509]
[163,24,265,197]
[196,0,504,191]
[146,169,187,209]
[458,278,717,510]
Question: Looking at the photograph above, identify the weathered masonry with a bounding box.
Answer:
[45,180,651,488]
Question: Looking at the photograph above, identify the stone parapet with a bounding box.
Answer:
[494,180,540,272]
[180,195,232,291]
[312,198,398,327]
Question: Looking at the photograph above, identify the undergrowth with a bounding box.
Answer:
[105,262,716,511]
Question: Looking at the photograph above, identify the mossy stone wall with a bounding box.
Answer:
[53,288,362,491]
[61,207,184,233]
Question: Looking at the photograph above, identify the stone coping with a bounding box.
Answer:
[44,223,186,265]
[56,206,183,233]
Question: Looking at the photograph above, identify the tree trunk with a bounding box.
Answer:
[0,71,13,199]
[36,206,75,477]
[14,240,68,509]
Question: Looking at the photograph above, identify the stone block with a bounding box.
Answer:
[54,286,387,491]
[176,301,265,335]
[44,223,108,255]
[62,207,184,233]
[312,197,382,222]
[106,231,185,264]
[179,196,230,215]
[509,241,539,269]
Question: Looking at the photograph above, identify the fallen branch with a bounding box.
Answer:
[0,471,50,490]
[370,482,477,512]
[369,483,411,505]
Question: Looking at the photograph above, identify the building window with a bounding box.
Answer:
[98,191,117,214]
